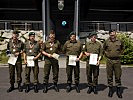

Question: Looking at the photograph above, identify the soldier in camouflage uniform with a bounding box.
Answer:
[83,32,103,94]
[23,32,41,93]
[42,30,61,93]
[63,32,82,93]
[7,30,23,93]
[103,30,124,98]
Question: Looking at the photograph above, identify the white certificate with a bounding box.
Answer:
[52,53,60,60]
[27,56,35,67]
[8,54,18,65]
[89,54,98,65]
[68,55,77,66]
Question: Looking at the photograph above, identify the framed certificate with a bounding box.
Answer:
[8,54,18,65]
[27,56,35,67]
[52,53,60,60]
[68,55,77,66]
[89,54,98,65]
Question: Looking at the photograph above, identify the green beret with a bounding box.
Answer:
[89,32,97,37]
[69,31,76,37]
[109,30,115,34]
[87,32,92,37]
[29,32,35,36]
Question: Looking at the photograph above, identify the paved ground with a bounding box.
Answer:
[0,57,133,100]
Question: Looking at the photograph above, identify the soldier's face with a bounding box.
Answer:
[90,35,97,42]
[109,31,116,39]
[29,35,35,41]
[70,35,76,41]
[49,34,55,40]
[12,34,18,40]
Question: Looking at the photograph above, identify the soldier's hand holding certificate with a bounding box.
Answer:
[52,53,60,60]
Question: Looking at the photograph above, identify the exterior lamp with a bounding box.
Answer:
[58,0,64,10]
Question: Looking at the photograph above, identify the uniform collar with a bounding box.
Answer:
[69,40,77,43]
[11,38,19,44]
[28,39,36,44]
[89,40,97,44]
[48,39,57,43]
[109,37,119,42]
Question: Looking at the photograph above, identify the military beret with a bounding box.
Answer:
[87,32,92,37]
[109,30,115,34]
[69,31,76,37]
[89,32,97,37]
[13,30,20,34]
[29,32,35,36]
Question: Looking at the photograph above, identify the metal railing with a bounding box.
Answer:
[1,20,133,32]
[0,20,43,31]
[80,21,133,32]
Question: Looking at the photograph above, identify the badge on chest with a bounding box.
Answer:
[29,49,33,53]
[13,49,16,52]
[12,45,16,52]
[50,42,54,51]
[50,48,53,51]
[29,41,34,53]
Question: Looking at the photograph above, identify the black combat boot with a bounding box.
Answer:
[34,85,38,93]
[87,86,93,94]
[18,83,23,92]
[75,83,80,93]
[43,83,48,93]
[93,86,98,94]
[7,84,14,93]
[66,83,72,93]
[54,83,59,92]
[116,87,122,98]
[108,87,113,97]
[25,84,30,93]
